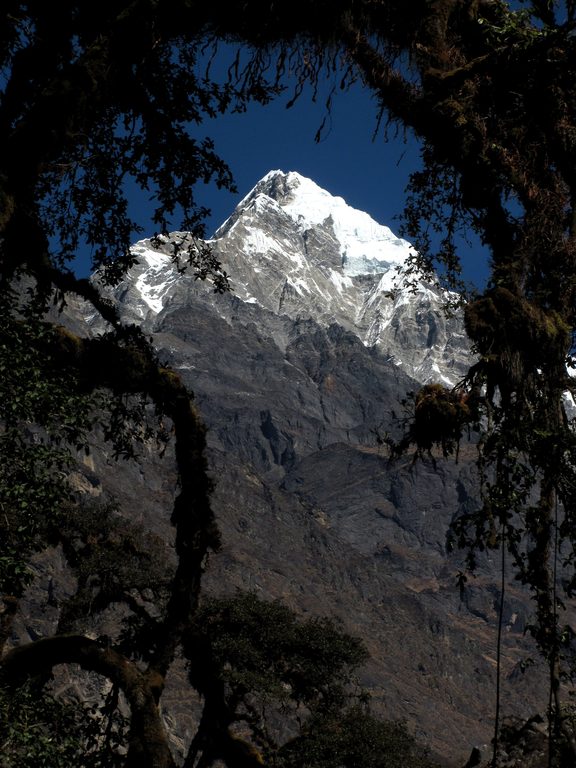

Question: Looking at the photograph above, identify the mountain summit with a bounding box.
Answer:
[104,170,471,385]
[215,169,413,277]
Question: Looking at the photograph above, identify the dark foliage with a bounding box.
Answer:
[3,0,576,765]
[182,592,433,768]
[277,705,437,768]
[0,3,440,766]
[0,678,129,768]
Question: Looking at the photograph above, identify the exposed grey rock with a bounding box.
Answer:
[31,172,557,765]
[95,170,473,386]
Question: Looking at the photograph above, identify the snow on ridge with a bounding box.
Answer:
[263,170,415,276]
[99,173,472,389]
[212,169,416,280]
[130,241,174,314]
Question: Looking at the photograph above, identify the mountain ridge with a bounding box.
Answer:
[97,170,472,386]
[73,171,548,764]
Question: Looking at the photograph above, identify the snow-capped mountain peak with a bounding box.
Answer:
[216,169,414,277]
[98,170,471,386]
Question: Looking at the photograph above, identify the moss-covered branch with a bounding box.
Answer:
[1,634,175,768]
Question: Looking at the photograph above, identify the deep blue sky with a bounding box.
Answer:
[197,83,419,238]
[123,72,490,289]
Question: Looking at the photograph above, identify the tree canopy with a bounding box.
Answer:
[3,0,576,765]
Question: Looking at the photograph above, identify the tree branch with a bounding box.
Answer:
[1,634,176,768]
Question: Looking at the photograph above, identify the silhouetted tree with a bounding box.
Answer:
[3,1,576,765]
[0,3,435,765]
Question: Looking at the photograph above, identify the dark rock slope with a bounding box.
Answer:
[21,171,555,765]
[141,294,546,765]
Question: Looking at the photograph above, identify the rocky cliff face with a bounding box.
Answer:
[102,170,472,386]
[64,172,550,765]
